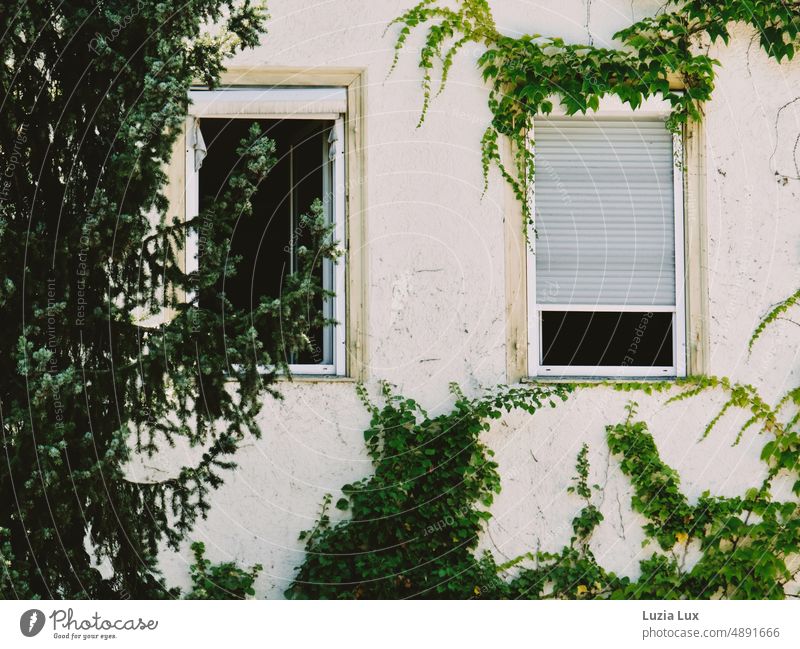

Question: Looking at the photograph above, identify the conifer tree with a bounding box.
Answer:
[0,0,330,598]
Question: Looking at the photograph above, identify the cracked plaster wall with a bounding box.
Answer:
[155,1,800,597]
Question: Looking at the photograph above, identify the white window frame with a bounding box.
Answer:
[527,96,687,379]
[185,87,348,376]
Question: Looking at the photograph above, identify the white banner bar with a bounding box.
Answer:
[2,600,799,648]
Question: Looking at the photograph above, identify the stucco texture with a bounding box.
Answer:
[156,1,800,597]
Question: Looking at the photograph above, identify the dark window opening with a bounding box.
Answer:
[540,311,674,368]
[198,117,334,366]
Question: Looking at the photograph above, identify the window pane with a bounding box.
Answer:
[540,311,673,367]
[534,118,676,306]
[198,118,333,365]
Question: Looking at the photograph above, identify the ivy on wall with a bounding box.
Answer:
[185,542,263,599]
[2,0,797,601]
[285,383,572,599]
[288,376,800,599]
[173,0,800,601]
[389,0,799,226]
[284,1,800,600]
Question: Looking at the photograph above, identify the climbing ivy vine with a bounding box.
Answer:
[285,383,571,599]
[284,1,800,600]
[389,0,800,226]
[3,0,794,601]
[288,375,800,599]
[185,542,263,599]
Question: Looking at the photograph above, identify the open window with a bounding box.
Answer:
[185,87,347,375]
[528,97,686,378]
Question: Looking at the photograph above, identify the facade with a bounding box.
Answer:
[150,0,800,597]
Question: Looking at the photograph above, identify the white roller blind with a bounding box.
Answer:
[534,117,676,306]
[188,87,347,119]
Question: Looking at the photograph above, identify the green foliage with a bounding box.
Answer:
[493,443,617,600]
[566,444,604,542]
[386,0,498,127]
[289,383,800,599]
[609,375,780,444]
[607,404,799,599]
[750,288,800,350]
[285,382,572,599]
[389,0,800,228]
[3,0,796,602]
[185,542,262,599]
[0,527,33,599]
[607,402,706,550]
[0,0,335,599]
[285,0,800,601]
[669,378,778,443]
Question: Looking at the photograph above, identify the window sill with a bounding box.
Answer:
[521,376,680,385]
[276,374,356,384]
[225,364,355,383]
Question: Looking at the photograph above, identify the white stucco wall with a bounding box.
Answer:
[157,0,800,597]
